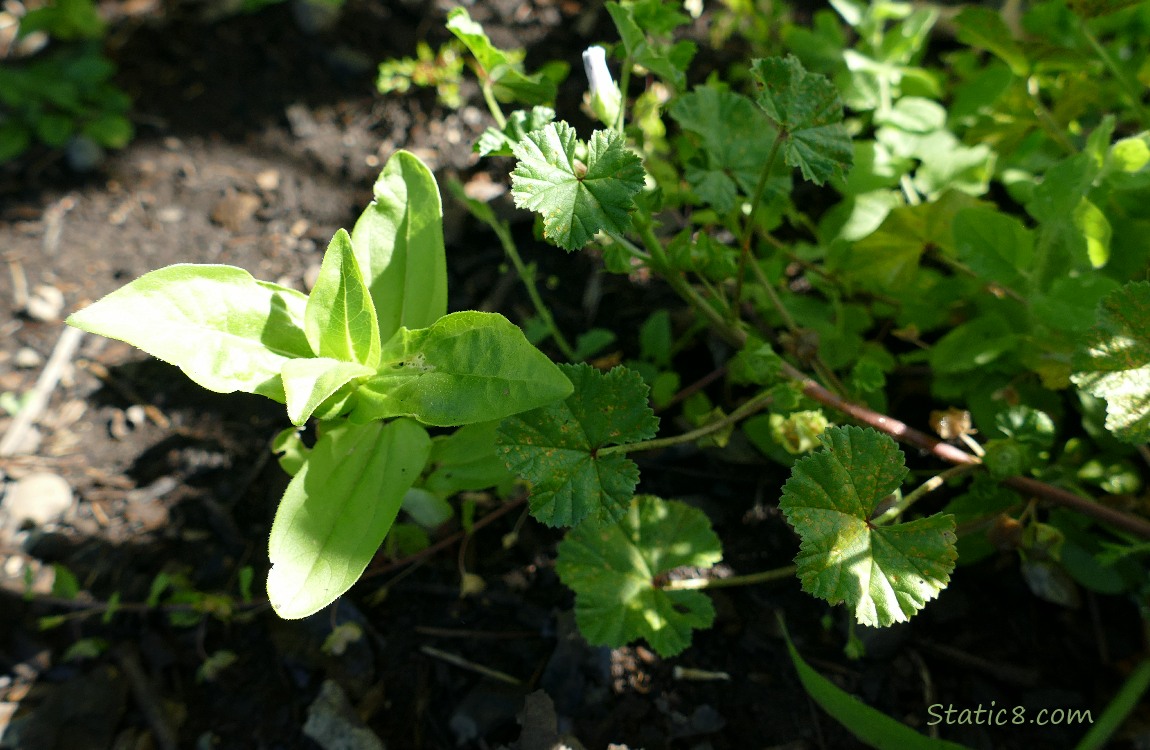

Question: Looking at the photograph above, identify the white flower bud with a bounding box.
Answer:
[582,45,622,127]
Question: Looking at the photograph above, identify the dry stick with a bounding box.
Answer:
[0,326,84,457]
[784,361,1150,539]
[419,645,522,686]
[115,644,179,750]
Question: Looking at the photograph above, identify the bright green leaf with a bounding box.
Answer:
[474,106,555,157]
[281,357,374,426]
[1073,197,1111,269]
[1071,281,1150,444]
[446,7,560,105]
[605,1,696,90]
[267,419,431,619]
[350,151,447,340]
[497,364,658,527]
[67,265,312,401]
[305,229,380,366]
[780,620,970,750]
[779,426,957,627]
[351,311,574,427]
[555,495,722,657]
[750,55,853,185]
[510,122,646,251]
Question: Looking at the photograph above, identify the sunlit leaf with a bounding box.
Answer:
[1071,281,1150,444]
[497,364,658,526]
[779,426,957,626]
[556,496,721,656]
[511,122,645,250]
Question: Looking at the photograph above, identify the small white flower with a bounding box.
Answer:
[582,45,622,127]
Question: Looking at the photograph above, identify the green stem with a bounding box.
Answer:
[630,222,745,347]
[484,215,577,360]
[1080,25,1150,129]
[732,131,786,322]
[660,564,797,591]
[481,82,507,129]
[613,55,632,134]
[1026,76,1078,155]
[873,464,980,525]
[600,387,775,455]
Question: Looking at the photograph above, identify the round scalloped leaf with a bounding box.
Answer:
[555,495,722,657]
[779,426,957,627]
[750,55,853,185]
[1071,281,1150,444]
[510,122,645,251]
[497,363,658,527]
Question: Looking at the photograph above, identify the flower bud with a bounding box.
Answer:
[582,45,622,127]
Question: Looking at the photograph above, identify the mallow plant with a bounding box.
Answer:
[67,152,572,619]
[367,5,1150,740]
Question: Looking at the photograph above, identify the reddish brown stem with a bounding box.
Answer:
[783,362,1150,540]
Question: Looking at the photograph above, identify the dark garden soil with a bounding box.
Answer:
[0,1,1148,748]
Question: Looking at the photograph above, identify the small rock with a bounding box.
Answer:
[65,135,106,172]
[210,193,262,232]
[13,348,43,369]
[125,405,147,429]
[291,0,342,34]
[24,284,65,322]
[156,206,185,223]
[256,169,281,192]
[303,680,384,750]
[4,472,73,526]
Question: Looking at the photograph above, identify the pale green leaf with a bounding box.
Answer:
[555,496,722,657]
[306,229,381,367]
[510,122,646,251]
[779,426,957,627]
[267,419,431,619]
[281,357,374,427]
[351,151,447,340]
[350,311,574,427]
[497,364,658,527]
[1071,281,1150,444]
[66,264,311,401]
[750,55,853,185]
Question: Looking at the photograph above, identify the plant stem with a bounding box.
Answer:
[660,564,797,591]
[784,362,1150,539]
[600,387,775,455]
[1079,25,1150,129]
[481,82,507,128]
[482,214,577,360]
[627,223,746,347]
[747,259,847,397]
[733,131,786,322]
[1026,76,1078,156]
[613,55,632,134]
[873,464,980,524]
